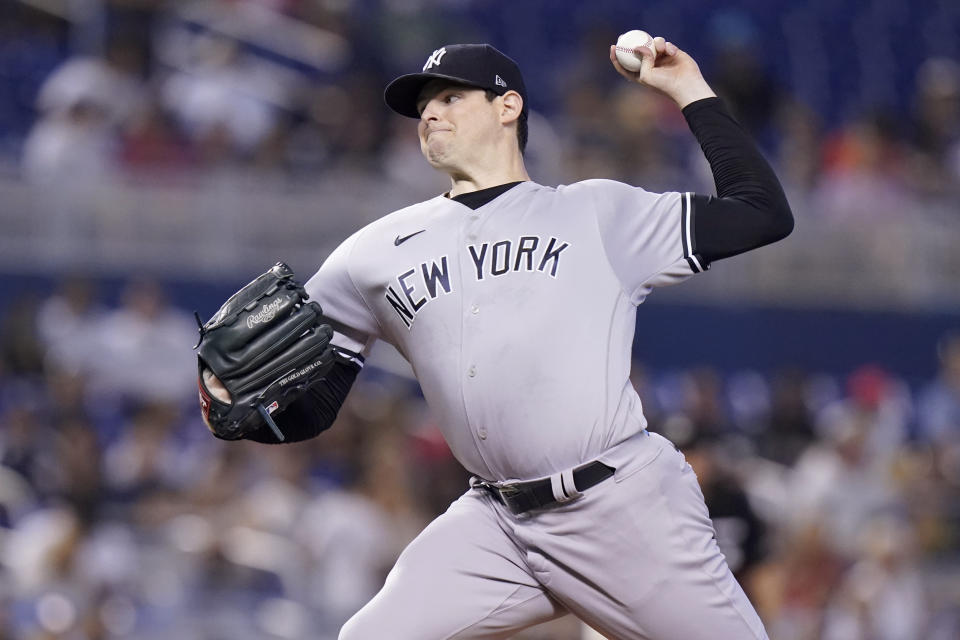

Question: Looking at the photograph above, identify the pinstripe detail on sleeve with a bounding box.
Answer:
[680,192,705,273]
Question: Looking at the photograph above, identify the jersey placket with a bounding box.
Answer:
[457,201,496,474]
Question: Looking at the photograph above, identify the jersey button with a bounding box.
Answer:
[471,304,479,314]
[468,365,477,377]
[478,427,487,440]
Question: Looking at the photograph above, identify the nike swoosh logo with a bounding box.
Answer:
[394,230,426,246]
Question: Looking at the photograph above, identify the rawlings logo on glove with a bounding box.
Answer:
[194,262,336,442]
[247,298,286,328]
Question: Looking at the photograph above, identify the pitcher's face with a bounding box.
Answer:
[416,81,501,171]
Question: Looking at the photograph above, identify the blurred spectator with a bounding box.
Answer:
[277,72,391,176]
[34,41,143,125]
[775,100,824,197]
[918,333,960,446]
[329,74,391,172]
[0,403,52,497]
[757,368,817,467]
[914,334,960,564]
[705,9,784,147]
[160,33,290,166]
[788,392,904,557]
[4,501,141,638]
[0,462,34,529]
[176,440,253,515]
[680,367,737,437]
[20,39,145,183]
[37,276,105,376]
[906,58,960,197]
[0,5,66,153]
[119,102,196,172]
[821,365,912,463]
[196,444,322,627]
[606,85,689,191]
[87,279,196,403]
[0,293,45,377]
[103,402,196,502]
[758,522,846,640]
[815,109,911,223]
[21,96,115,183]
[298,458,408,628]
[558,79,621,182]
[820,514,927,640]
[46,417,104,514]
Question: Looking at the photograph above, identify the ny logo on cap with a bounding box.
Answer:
[423,47,447,71]
[495,75,507,88]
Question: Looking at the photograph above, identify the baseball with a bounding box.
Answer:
[615,30,655,72]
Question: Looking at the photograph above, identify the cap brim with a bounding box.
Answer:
[384,72,487,118]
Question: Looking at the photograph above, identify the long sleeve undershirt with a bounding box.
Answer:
[244,357,360,444]
[681,96,793,265]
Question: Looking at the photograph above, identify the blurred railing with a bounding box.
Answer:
[0,166,441,281]
[665,196,960,311]
[1,167,958,311]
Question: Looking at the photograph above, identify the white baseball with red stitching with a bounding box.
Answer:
[615,30,654,72]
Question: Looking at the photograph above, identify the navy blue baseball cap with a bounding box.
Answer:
[384,44,527,118]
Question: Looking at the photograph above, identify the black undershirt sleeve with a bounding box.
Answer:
[244,357,361,444]
[681,97,793,265]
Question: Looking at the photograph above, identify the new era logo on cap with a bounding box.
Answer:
[384,43,527,119]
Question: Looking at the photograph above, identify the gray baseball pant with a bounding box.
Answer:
[339,432,769,640]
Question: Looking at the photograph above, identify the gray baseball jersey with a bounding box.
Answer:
[307,179,701,482]
[307,179,767,639]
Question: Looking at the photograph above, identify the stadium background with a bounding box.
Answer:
[0,0,958,638]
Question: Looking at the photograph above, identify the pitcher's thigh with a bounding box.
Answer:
[541,443,768,640]
[339,491,565,640]
[622,458,767,640]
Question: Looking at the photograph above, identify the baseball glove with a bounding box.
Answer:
[195,262,335,441]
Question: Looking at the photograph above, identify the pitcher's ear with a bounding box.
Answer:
[500,90,524,124]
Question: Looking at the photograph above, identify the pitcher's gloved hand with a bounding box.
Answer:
[195,262,335,441]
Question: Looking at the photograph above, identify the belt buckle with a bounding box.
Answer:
[496,483,523,499]
[496,482,529,515]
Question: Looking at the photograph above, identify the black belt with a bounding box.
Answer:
[476,461,615,515]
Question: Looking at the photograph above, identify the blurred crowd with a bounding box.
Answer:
[2,1,960,639]
[0,277,448,639]
[1,0,959,212]
[1,278,959,639]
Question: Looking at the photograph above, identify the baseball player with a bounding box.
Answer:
[215,37,793,639]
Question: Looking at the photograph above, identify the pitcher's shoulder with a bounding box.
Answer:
[556,178,646,196]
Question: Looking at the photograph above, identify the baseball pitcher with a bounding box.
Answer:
[196,35,792,639]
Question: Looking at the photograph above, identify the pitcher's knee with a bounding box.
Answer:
[336,614,358,640]
[338,611,374,640]
[338,607,416,640]
[339,603,458,640]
